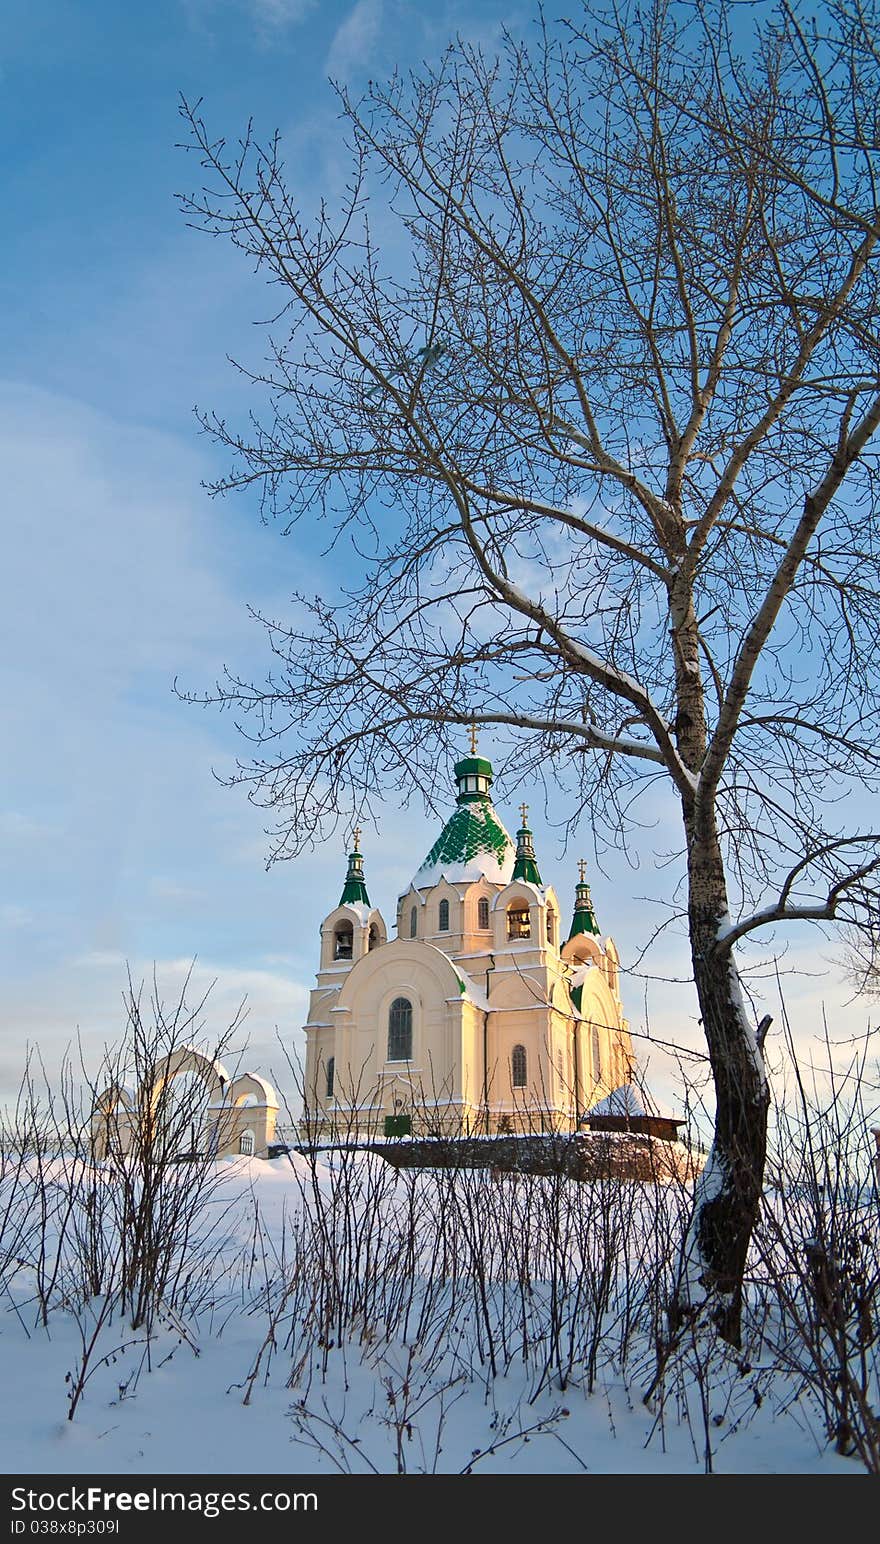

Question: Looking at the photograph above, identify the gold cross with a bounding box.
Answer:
[468,722,478,755]
[578,858,587,882]
[520,803,529,826]
[353,825,362,851]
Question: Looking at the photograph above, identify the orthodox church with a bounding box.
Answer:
[300,739,635,1139]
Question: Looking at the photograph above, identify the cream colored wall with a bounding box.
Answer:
[574,963,635,1107]
[302,873,634,1141]
[319,904,387,970]
[91,1054,279,1160]
[308,939,475,1136]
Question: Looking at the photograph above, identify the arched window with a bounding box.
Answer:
[511,1044,527,1088]
[438,898,450,932]
[387,997,413,1061]
[507,903,531,940]
[326,1056,335,1098]
[478,896,490,930]
[592,1024,602,1080]
[368,924,379,952]
[334,922,353,960]
[410,906,418,938]
[546,910,556,946]
[239,1130,255,1156]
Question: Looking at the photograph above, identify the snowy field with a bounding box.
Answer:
[0,1145,874,1477]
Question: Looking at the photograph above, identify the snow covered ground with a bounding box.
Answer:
[0,1152,869,1476]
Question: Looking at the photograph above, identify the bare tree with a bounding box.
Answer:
[177,0,880,1342]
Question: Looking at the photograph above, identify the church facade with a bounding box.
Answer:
[300,745,635,1139]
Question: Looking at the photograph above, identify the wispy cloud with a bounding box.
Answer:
[182,0,314,40]
[0,905,33,931]
[251,0,314,28]
[326,0,383,82]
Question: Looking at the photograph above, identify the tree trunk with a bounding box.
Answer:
[674,826,770,1346]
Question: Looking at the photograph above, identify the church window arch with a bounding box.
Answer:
[547,909,556,945]
[507,902,531,940]
[592,1025,602,1080]
[511,1044,527,1088]
[478,896,490,930]
[409,906,418,938]
[438,898,450,932]
[334,921,353,960]
[326,1056,335,1098]
[387,998,413,1062]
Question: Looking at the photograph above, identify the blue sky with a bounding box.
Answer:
[1,0,870,1120]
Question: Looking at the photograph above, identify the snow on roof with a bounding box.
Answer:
[334,902,373,925]
[238,1072,278,1104]
[411,799,515,889]
[208,1072,279,1109]
[587,1084,647,1117]
[448,960,491,1012]
[568,959,602,989]
[412,856,512,887]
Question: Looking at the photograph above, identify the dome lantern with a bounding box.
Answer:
[339,827,371,907]
[511,804,543,885]
[568,859,600,939]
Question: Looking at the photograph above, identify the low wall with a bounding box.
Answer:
[331,1131,704,1182]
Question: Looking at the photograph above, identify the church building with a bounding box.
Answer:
[300,739,635,1139]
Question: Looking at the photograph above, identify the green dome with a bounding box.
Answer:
[339,839,370,907]
[568,873,600,938]
[512,808,542,886]
[412,800,514,887]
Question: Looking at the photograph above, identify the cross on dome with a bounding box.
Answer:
[578,858,588,882]
[353,825,362,851]
[468,723,478,755]
[519,802,529,826]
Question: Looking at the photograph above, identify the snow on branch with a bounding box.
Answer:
[712,835,880,955]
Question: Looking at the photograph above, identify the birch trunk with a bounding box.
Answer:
[675,826,770,1346]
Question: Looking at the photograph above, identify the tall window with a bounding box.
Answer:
[511,1044,527,1088]
[478,896,490,930]
[239,1130,255,1156]
[546,910,556,945]
[387,997,413,1061]
[409,906,418,938]
[438,898,450,931]
[592,1025,602,1080]
[507,904,531,940]
[326,1056,335,1098]
[368,924,379,951]
[334,922,353,959]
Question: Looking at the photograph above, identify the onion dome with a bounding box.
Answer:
[339,828,371,906]
[568,860,600,939]
[511,804,543,886]
[410,731,514,887]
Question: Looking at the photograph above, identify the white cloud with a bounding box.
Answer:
[326,0,383,81]
[251,0,313,27]
[0,904,32,930]
[72,951,128,970]
[181,0,314,38]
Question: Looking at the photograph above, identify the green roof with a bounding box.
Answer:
[512,820,542,886]
[412,800,514,886]
[453,755,494,780]
[568,880,600,938]
[340,848,370,907]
